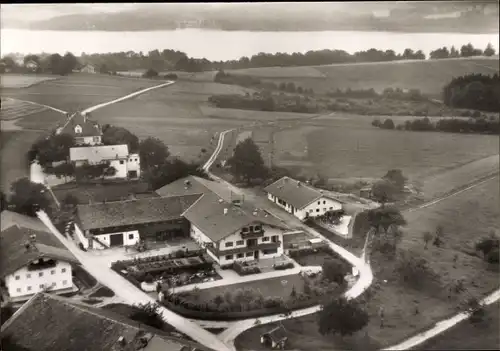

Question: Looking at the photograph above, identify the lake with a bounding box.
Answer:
[2,28,499,61]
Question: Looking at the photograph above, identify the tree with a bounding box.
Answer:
[129,302,165,330]
[433,225,444,248]
[102,125,140,152]
[381,118,395,130]
[226,138,268,184]
[318,297,369,337]
[48,53,63,74]
[52,162,75,181]
[30,133,75,168]
[0,191,7,211]
[371,180,398,204]
[143,68,159,79]
[475,232,500,258]
[322,258,349,285]
[449,46,460,58]
[396,249,438,289]
[139,137,170,171]
[383,169,406,190]
[99,63,109,74]
[145,158,208,190]
[9,178,51,217]
[423,231,433,249]
[484,43,496,57]
[62,52,78,74]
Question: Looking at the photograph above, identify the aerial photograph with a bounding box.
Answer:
[0,2,499,351]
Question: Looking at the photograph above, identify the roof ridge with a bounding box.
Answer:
[77,193,202,207]
[0,292,43,333]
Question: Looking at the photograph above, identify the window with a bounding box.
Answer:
[237,253,244,258]
[61,268,67,273]
[16,288,21,293]
[262,236,270,242]
[329,207,333,210]
[271,235,279,243]
[323,200,326,204]
[15,275,20,280]
[225,254,233,260]
[51,270,56,275]
[63,280,68,286]
[27,286,32,291]
[263,248,278,255]
[309,209,313,213]
[317,201,321,205]
[236,240,244,246]
[225,241,234,248]
[249,225,254,231]
[39,272,44,277]
[242,227,249,233]
[39,284,45,289]
[93,137,100,142]
[129,234,134,240]
[51,282,56,287]
[26,273,31,279]
[316,209,320,212]
[254,225,262,232]
[246,252,254,257]
[120,160,124,164]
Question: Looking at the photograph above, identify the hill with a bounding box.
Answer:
[226,57,499,97]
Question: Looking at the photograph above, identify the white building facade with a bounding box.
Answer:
[267,193,342,221]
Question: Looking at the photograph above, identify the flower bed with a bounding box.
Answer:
[233,261,261,276]
[111,249,216,287]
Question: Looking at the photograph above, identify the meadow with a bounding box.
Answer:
[267,116,499,185]
[0,98,47,120]
[228,57,499,97]
[0,74,57,88]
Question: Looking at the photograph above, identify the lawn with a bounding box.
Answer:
[422,302,500,350]
[182,274,307,303]
[0,74,58,88]
[227,57,499,97]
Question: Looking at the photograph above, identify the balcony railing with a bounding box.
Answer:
[207,241,281,257]
[240,229,265,239]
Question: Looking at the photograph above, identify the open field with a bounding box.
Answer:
[0,74,58,88]
[267,117,499,184]
[1,74,160,112]
[237,177,500,350]
[0,98,48,120]
[227,57,499,97]
[90,80,316,161]
[422,302,500,350]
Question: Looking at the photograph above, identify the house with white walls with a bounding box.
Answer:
[75,194,200,250]
[0,211,79,302]
[264,176,343,221]
[156,176,290,265]
[69,144,141,180]
[79,63,97,74]
[59,112,102,145]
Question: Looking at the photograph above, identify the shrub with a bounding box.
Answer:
[144,274,154,284]
[273,262,294,270]
[78,243,87,251]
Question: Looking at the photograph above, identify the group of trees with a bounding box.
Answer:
[373,115,499,135]
[1,52,79,75]
[328,87,427,102]
[430,43,496,60]
[1,178,52,217]
[226,138,269,185]
[443,73,500,112]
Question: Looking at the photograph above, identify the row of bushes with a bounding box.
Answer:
[208,94,320,114]
[273,262,295,270]
[326,87,428,102]
[373,117,500,135]
[160,291,322,321]
[114,249,203,268]
[233,261,261,276]
[288,244,333,259]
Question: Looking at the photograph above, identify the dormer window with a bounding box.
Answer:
[74,125,82,134]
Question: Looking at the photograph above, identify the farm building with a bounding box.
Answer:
[59,112,102,145]
[69,144,141,180]
[264,176,343,221]
[156,176,290,265]
[75,194,200,250]
[0,293,215,351]
[24,60,39,72]
[0,211,78,302]
[79,63,96,74]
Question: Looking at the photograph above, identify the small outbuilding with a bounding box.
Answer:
[260,325,287,350]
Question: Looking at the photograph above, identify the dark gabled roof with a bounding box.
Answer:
[60,112,102,138]
[76,194,203,230]
[182,192,287,242]
[1,210,52,233]
[0,293,215,351]
[264,176,341,210]
[0,226,78,277]
[155,175,236,202]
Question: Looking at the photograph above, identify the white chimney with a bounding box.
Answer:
[218,198,224,203]
[223,208,228,215]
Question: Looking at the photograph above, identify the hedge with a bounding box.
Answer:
[288,245,336,259]
[273,262,294,270]
[160,295,323,321]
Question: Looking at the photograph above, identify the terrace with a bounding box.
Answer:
[205,240,281,257]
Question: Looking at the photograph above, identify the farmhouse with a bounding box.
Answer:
[60,112,102,145]
[156,176,289,265]
[0,293,214,351]
[24,60,39,72]
[79,63,96,74]
[76,175,290,265]
[75,194,200,250]
[264,176,343,221]
[0,211,79,302]
[69,144,141,179]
